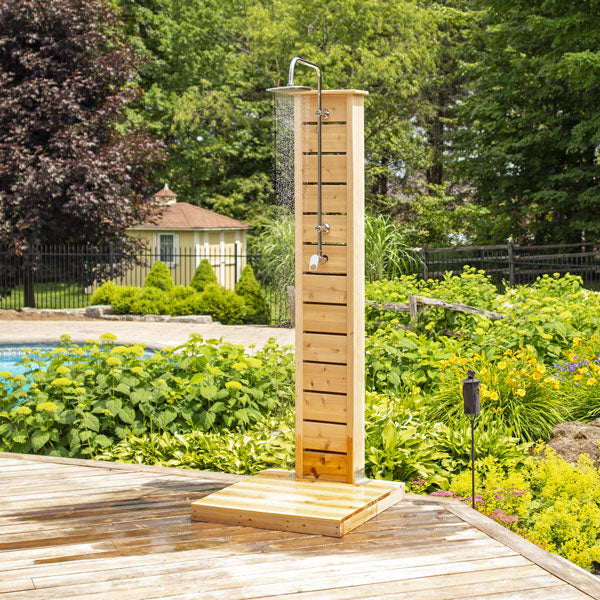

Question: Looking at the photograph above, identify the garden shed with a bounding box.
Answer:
[127,184,251,289]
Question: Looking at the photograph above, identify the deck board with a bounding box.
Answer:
[0,454,597,599]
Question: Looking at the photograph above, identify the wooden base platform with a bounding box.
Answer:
[190,469,405,537]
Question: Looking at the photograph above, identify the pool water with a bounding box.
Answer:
[0,344,60,378]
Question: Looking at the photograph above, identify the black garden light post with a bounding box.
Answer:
[462,369,480,510]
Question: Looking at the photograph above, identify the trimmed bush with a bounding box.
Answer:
[198,283,246,324]
[190,259,217,292]
[111,287,142,314]
[235,265,270,324]
[128,287,170,315]
[90,281,119,305]
[143,261,174,291]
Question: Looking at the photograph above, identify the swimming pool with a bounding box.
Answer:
[0,344,60,377]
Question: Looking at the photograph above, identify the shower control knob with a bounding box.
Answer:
[315,223,330,234]
[315,108,330,120]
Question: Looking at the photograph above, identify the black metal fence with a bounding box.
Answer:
[0,245,291,325]
[420,242,600,289]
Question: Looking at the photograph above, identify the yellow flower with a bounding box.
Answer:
[225,381,243,390]
[85,370,95,376]
[130,366,144,374]
[0,371,13,378]
[489,391,499,401]
[106,357,122,367]
[574,374,583,382]
[425,322,435,331]
[51,347,66,355]
[56,365,70,374]
[497,361,507,370]
[36,401,58,412]
[516,388,526,397]
[559,311,572,320]
[587,378,596,386]
[15,406,32,416]
[232,362,248,371]
[156,378,167,385]
[51,377,72,387]
[474,328,485,335]
[247,358,262,368]
[206,365,225,376]
[75,387,86,394]
[100,333,118,341]
[532,372,542,381]
[536,364,547,374]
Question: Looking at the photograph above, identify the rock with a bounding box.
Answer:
[547,419,600,467]
[140,315,170,322]
[167,315,212,324]
[84,305,112,318]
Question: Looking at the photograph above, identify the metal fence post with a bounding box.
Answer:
[422,246,429,281]
[507,242,516,285]
[234,243,238,285]
[108,242,114,281]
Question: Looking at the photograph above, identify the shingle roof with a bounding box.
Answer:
[132,202,251,231]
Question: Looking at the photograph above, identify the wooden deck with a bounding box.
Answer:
[1,453,598,600]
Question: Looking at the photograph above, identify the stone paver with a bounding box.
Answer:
[0,320,294,350]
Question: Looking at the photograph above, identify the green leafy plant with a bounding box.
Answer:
[89,281,119,305]
[97,416,295,475]
[190,259,218,293]
[364,214,421,282]
[235,265,270,324]
[143,261,174,291]
[0,335,294,457]
[198,283,247,325]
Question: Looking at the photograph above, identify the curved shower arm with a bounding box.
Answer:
[288,57,321,88]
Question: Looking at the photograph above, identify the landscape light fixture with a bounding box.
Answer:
[462,369,480,510]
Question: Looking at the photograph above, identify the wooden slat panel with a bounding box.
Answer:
[302,214,347,244]
[302,124,347,153]
[303,363,347,394]
[302,245,347,275]
[303,422,347,453]
[303,185,348,214]
[307,94,347,122]
[303,155,347,183]
[303,392,347,423]
[303,304,347,334]
[303,333,347,364]
[345,92,366,483]
[303,451,348,482]
[302,274,346,304]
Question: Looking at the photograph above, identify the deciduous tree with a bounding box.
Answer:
[0,0,164,304]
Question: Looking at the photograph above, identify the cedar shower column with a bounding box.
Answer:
[294,90,367,484]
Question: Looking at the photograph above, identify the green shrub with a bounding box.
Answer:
[198,283,247,324]
[449,450,600,572]
[90,281,119,305]
[190,259,217,292]
[0,334,295,457]
[128,287,170,315]
[111,286,142,314]
[235,265,270,324]
[97,416,295,475]
[144,261,174,291]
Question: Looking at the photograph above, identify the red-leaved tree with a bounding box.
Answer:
[0,0,164,305]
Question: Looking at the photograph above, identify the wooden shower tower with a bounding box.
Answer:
[191,89,404,537]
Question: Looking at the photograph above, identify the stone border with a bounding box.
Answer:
[0,306,213,324]
[84,305,213,323]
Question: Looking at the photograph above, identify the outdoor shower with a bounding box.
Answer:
[268,57,330,272]
[192,71,404,538]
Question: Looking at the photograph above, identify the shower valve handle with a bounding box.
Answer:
[315,223,330,234]
[315,108,330,120]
